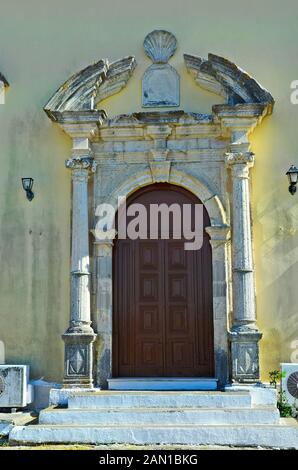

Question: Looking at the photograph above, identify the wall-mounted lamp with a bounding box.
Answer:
[21,177,34,201]
[286,166,298,195]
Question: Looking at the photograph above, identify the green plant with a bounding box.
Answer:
[269,369,286,388]
[269,369,298,418]
[269,370,281,388]
[277,390,294,417]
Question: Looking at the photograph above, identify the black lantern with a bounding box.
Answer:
[21,177,34,201]
[286,166,298,195]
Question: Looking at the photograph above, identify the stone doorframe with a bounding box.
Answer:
[44,48,274,389]
[94,168,229,387]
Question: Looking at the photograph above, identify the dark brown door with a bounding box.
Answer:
[113,183,214,377]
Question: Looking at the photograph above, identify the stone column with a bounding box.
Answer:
[94,240,113,389]
[62,155,97,388]
[226,151,262,383]
[205,225,231,387]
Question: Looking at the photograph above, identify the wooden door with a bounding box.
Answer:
[113,183,214,377]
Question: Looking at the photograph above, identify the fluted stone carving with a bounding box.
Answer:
[143,30,177,63]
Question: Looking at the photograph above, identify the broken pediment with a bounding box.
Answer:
[44,56,136,118]
[184,53,274,114]
[43,33,274,128]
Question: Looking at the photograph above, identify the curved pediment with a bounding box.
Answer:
[184,53,274,114]
[44,56,136,118]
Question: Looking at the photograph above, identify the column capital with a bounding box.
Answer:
[206,224,230,249]
[225,151,255,168]
[65,156,97,173]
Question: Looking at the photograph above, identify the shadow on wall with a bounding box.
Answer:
[0,341,4,363]
[258,258,298,379]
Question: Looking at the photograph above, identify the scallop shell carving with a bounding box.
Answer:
[143,30,177,64]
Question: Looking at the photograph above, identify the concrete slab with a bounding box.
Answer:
[9,420,298,449]
[39,406,280,426]
[0,412,36,437]
[68,391,252,409]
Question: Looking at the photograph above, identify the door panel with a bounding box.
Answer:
[113,183,214,377]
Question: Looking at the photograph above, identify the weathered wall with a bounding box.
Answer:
[0,0,297,381]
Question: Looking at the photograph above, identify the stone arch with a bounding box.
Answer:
[107,166,227,228]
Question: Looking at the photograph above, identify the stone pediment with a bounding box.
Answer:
[184,53,274,114]
[44,56,136,118]
[43,32,274,142]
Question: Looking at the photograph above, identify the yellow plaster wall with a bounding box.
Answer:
[0,0,297,381]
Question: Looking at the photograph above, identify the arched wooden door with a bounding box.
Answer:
[113,183,214,377]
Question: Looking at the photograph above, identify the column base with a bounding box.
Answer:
[62,330,96,389]
[229,327,262,383]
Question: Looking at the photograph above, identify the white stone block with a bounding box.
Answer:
[0,365,29,408]
[225,384,277,406]
[30,380,59,411]
[49,387,100,407]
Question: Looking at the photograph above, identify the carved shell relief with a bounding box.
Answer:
[143,30,177,64]
[142,30,180,108]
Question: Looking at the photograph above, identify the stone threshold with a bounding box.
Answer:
[107,377,218,391]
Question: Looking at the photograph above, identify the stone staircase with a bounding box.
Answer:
[9,390,298,448]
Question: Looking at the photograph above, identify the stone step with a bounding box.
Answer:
[68,391,252,409]
[108,377,217,391]
[9,419,298,448]
[39,406,280,426]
